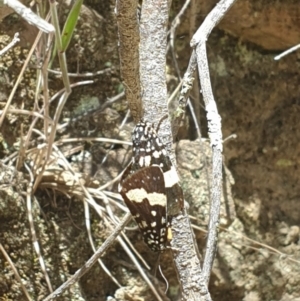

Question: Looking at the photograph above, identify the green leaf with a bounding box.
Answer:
[61,0,83,52]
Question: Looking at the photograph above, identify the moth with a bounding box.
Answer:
[119,120,184,251]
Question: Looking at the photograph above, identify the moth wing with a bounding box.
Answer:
[119,165,167,251]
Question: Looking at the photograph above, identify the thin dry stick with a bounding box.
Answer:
[56,137,131,146]
[41,30,53,149]
[3,0,54,33]
[0,32,20,56]
[47,67,111,77]
[0,109,46,119]
[24,163,53,293]
[42,213,132,301]
[190,0,237,285]
[274,43,300,60]
[0,243,32,301]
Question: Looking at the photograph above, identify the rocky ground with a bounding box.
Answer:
[0,0,300,300]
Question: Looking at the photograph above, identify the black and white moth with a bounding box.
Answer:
[119,120,184,252]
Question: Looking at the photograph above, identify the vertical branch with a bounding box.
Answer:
[115,0,143,122]
[139,0,174,156]
[138,2,211,300]
[171,214,212,301]
[190,0,237,285]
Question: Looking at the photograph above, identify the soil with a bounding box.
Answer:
[0,0,299,301]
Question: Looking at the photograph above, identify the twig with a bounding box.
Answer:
[190,0,237,285]
[274,43,300,60]
[0,108,47,120]
[0,32,20,56]
[3,0,54,33]
[47,67,111,77]
[56,137,131,146]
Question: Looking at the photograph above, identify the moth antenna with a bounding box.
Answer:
[158,264,169,294]
[156,114,168,133]
[153,253,161,276]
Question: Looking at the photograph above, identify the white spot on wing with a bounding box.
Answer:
[125,188,167,206]
[144,155,151,166]
[156,138,162,146]
[163,166,179,188]
[152,150,161,158]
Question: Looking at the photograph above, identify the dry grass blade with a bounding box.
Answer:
[24,163,53,293]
